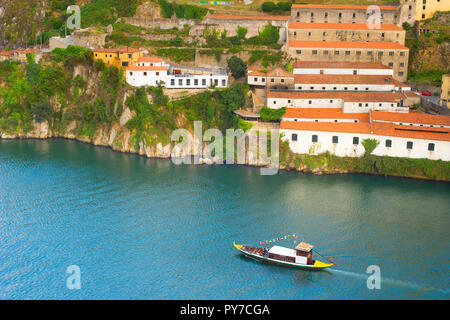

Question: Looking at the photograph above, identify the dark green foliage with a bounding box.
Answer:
[262,2,291,13]
[156,48,196,62]
[158,0,207,20]
[236,26,248,40]
[260,106,286,122]
[80,0,141,27]
[227,56,247,79]
[261,2,276,12]
[31,102,53,123]
[159,0,174,18]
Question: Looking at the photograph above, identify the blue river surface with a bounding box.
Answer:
[0,139,449,300]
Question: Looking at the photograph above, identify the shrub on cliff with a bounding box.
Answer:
[361,139,380,156]
[227,56,247,79]
[260,106,286,122]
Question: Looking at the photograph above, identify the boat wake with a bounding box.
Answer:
[329,269,450,295]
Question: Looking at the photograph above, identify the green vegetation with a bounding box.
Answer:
[408,70,447,84]
[227,56,247,79]
[361,139,380,156]
[158,0,208,20]
[261,2,292,13]
[156,48,196,62]
[249,50,283,67]
[260,106,286,122]
[80,0,142,28]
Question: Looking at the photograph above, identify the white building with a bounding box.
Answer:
[126,56,229,89]
[293,61,394,76]
[267,91,411,113]
[280,109,450,161]
[126,66,169,87]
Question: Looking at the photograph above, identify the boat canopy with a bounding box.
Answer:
[268,245,297,257]
[295,242,314,252]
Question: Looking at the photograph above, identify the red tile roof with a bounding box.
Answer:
[291,4,398,11]
[280,108,450,141]
[289,40,408,50]
[289,22,403,31]
[126,66,168,71]
[372,110,450,126]
[267,91,404,102]
[266,68,294,78]
[293,61,391,70]
[207,14,290,21]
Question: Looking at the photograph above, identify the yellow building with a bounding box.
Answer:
[414,0,450,20]
[92,47,143,69]
[441,74,450,109]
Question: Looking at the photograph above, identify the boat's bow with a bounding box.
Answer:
[233,242,243,251]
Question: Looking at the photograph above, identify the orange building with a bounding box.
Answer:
[92,47,143,69]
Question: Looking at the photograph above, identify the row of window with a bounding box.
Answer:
[168,78,226,87]
[292,31,399,38]
[295,86,396,91]
[291,134,437,151]
[295,12,390,19]
[129,71,161,76]
[295,49,406,57]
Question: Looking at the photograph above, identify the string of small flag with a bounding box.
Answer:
[259,233,298,246]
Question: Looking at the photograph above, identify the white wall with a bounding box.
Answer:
[248,75,266,86]
[166,75,228,89]
[126,70,168,87]
[293,68,393,76]
[281,129,450,161]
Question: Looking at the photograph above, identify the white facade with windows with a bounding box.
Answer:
[293,67,394,76]
[165,74,228,89]
[281,129,450,161]
[126,68,168,87]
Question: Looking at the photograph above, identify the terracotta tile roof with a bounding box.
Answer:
[126,66,168,71]
[372,122,450,142]
[291,4,398,11]
[266,68,294,78]
[289,40,408,50]
[280,108,450,141]
[283,108,370,121]
[137,56,164,63]
[267,91,404,102]
[280,119,371,134]
[248,71,267,77]
[293,61,391,70]
[294,74,397,85]
[289,22,403,31]
[372,110,450,126]
[207,14,290,21]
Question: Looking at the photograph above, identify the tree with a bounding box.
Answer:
[227,56,247,79]
[261,2,276,12]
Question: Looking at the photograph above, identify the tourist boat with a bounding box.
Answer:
[233,241,334,270]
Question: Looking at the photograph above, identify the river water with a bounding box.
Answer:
[0,139,448,299]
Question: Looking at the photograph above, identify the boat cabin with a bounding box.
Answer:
[266,242,315,265]
[295,242,314,265]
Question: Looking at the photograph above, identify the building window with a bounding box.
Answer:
[186,79,191,86]
[128,54,132,58]
[202,79,206,86]
[345,51,350,55]
[389,62,394,67]
[156,72,159,76]
[254,77,258,82]
[312,50,318,54]
[312,135,318,142]
[281,79,285,83]
[308,32,312,36]
[400,52,405,56]
[143,72,147,76]
[271,78,274,82]
[332,136,339,144]
[428,143,435,151]
[386,139,392,147]
[406,141,413,149]
[400,62,404,67]
[353,137,359,145]
[356,51,361,56]
[296,50,302,54]
[129,72,133,76]
[324,50,329,55]
[194,79,198,86]
[262,78,265,82]
[399,72,404,76]
[171,79,175,86]
[389,51,394,56]
[334,50,340,55]
[222,79,226,86]
[292,134,298,141]
[179,79,183,86]
[368,51,373,56]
